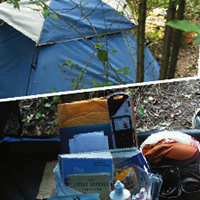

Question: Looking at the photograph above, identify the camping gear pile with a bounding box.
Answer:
[49,92,200,199]
[50,148,161,200]
[47,92,162,200]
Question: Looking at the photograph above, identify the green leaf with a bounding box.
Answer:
[44,103,51,108]
[43,96,48,100]
[123,4,127,9]
[103,82,113,86]
[193,34,200,45]
[35,113,41,119]
[112,49,117,54]
[51,14,59,21]
[116,69,123,74]
[123,66,129,71]
[167,20,200,34]
[123,72,128,76]
[194,0,199,6]
[81,2,88,6]
[53,96,61,103]
[45,103,51,108]
[81,68,87,73]
[72,64,78,69]
[94,43,103,49]
[45,130,51,135]
[97,50,108,63]
[27,114,34,123]
[112,10,121,16]
[51,88,57,92]
[70,80,79,90]
[92,79,99,86]
[29,0,42,6]
[43,9,50,18]
[8,0,20,9]
[65,60,73,66]
[189,66,197,71]
[126,88,135,93]
[138,108,145,115]
[54,25,59,29]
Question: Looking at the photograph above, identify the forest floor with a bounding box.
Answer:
[149,42,199,78]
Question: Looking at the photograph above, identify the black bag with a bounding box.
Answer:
[150,164,200,200]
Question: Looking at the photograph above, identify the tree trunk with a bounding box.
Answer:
[136,0,146,83]
[168,0,186,79]
[159,0,176,80]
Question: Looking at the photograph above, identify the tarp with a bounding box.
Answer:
[0,0,160,99]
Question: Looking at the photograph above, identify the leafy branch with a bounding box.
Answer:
[39,0,132,88]
[167,19,200,44]
[6,0,135,89]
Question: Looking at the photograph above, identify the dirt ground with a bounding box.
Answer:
[132,78,200,130]
[149,42,199,79]
[176,44,199,78]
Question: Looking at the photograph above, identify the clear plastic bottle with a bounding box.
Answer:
[133,187,152,200]
[109,180,131,200]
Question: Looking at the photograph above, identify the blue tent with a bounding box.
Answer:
[0,0,160,99]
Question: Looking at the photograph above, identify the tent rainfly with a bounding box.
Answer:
[0,0,160,99]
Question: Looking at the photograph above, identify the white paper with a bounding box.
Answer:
[68,131,109,153]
